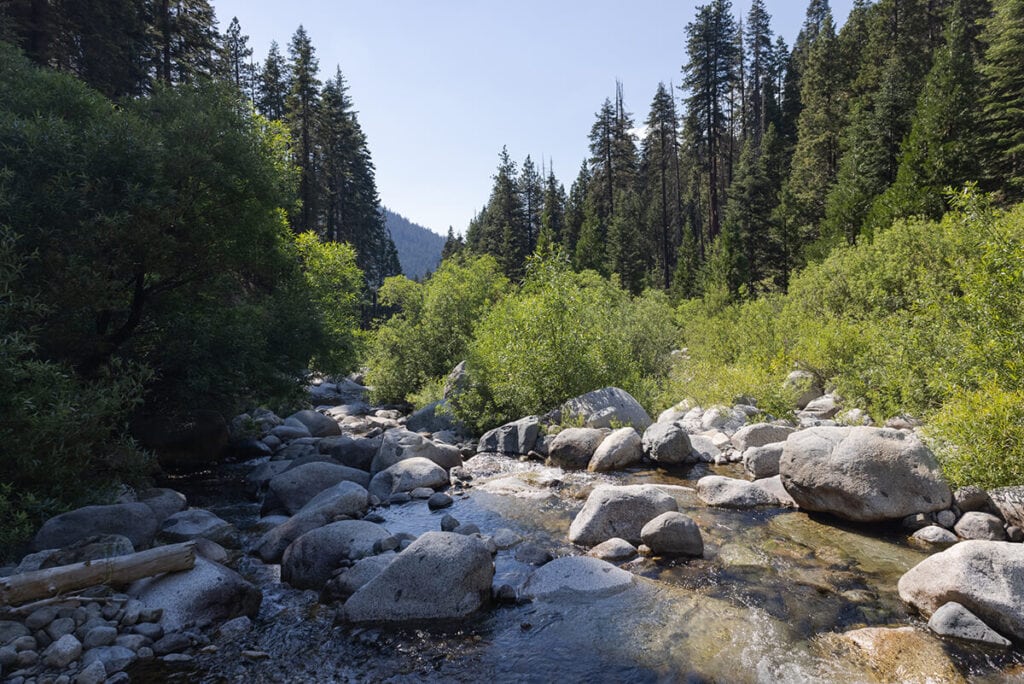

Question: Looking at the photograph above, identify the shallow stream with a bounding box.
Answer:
[150,454,1024,683]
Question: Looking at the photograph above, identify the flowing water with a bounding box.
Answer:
[148,455,1024,683]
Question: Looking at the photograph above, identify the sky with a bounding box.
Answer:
[209,1,855,237]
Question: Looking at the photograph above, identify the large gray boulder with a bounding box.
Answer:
[268,462,371,515]
[281,520,391,590]
[367,457,450,501]
[779,426,951,522]
[731,423,795,452]
[561,387,652,430]
[325,435,381,472]
[521,556,634,601]
[640,511,703,557]
[286,410,342,438]
[898,540,1024,641]
[129,557,261,632]
[743,442,786,479]
[954,511,1007,541]
[641,422,695,465]
[568,485,678,546]
[477,416,540,456]
[547,427,606,470]
[696,475,783,509]
[255,481,370,563]
[587,427,643,472]
[371,428,462,473]
[342,532,493,622]
[32,503,158,551]
[136,488,188,524]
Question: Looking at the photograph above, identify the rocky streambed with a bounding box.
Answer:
[3,380,1024,683]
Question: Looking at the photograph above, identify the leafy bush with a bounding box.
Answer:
[365,254,508,404]
[452,256,678,431]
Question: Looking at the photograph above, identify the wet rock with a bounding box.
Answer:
[826,626,962,683]
[547,428,606,470]
[522,556,634,601]
[696,475,781,509]
[731,423,795,452]
[954,511,1007,540]
[561,387,652,431]
[342,532,494,622]
[568,485,678,546]
[928,601,1011,647]
[640,512,703,557]
[410,487,434,499]
[514,544,552,566]
[779,426,951,522]
[281,520,391,590]
[286,410,341,438]
[42,634,81,668]
[269,462,371,514]
[477,416,541,456]
[742,442,785,479]
[427,492,453,510]
[587,427,643,472]
[129,557,261,632]
[899,540,1024,641]
[159,509,237,547]
[911,525,958,547]
[641,422,695,465]
[454,523,480,536]
[371,428,462,473]
[367,457,449,501]
[137,488,188,524]
[440,514,460,532]
[31,503,158,551]
[587,537,638,562]
[491,529,521,549]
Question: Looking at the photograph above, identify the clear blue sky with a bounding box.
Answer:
[210,1,854,237]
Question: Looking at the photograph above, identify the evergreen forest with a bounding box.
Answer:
[2,0,1024,552]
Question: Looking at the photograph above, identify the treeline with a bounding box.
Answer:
[0,0,401,290]
[458,0,1024,302]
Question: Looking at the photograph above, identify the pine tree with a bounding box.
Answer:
[216,16,254,98]
[777,9,841,260]
[682,0,738,243]
[472,147,527,278]
[256,41,288,120]
[979,0,1024,199]
[152,0,217,85]
[538,168,567,250]
[441,227,464,261]
[607,188,646,294]
[519,155,543,255]
[563,161,590,256]
[641,82,682,289]
[746,0,775,141]
[286,26,321,234]
[870,0,989,227]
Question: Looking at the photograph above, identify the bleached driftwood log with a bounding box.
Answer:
[0,541,195,606]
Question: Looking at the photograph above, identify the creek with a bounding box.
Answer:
[147,454,1024,683]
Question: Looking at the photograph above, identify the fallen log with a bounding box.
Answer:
[0,541,196,606]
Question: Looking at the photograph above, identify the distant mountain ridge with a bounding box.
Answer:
[383,207,445,280]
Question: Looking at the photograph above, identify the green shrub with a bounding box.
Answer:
[452,256,678,431]
[365,254,508,404]
[925,385,1024,489]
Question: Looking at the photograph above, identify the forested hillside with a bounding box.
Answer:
[464,0,1022,302]
[383,208,445,280]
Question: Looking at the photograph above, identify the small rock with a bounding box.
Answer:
[46,617,76,641]
[491,529,521,549]
[216,616,252,641]
[82,625,117,649]
[934,509,958,529]
[42,634,81,668]
[152,632,191,656]
[440,514,460,532]
[388,492,412,504]
[902,513,931,531]
[75,661,107,684]
[16,648,39,667]
[427,493,453,510]
[954,511,1007,540]
[587,538,638,562]
[954,486,995,513]
[640,512,703,557]
[928,601,1011,647]
[494,584,517,603]
[514,544,553,566]
[114,634,151,651]
[454,523,480,536]
[911,525,958,546]
[410,487,435,499]
[82,645,136,674]
[0,646,15,668]
[1008,526,1024,543]
[641,422,695,465]
[25,607,60,632]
